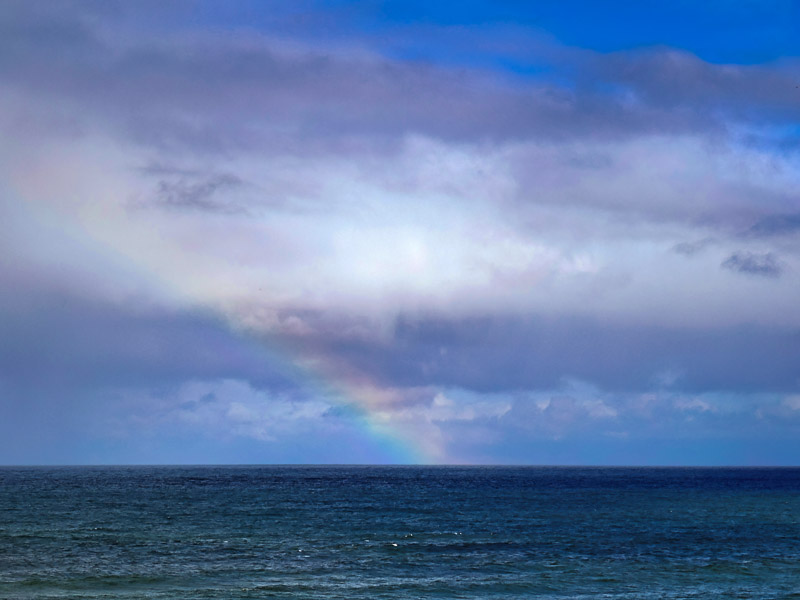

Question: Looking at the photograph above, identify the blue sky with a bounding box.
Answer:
[189,1,798,57]
[1,1,800,464]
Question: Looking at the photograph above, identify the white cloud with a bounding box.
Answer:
[674,397,714,413]
[782,395,800,411]
[8,125,800,347]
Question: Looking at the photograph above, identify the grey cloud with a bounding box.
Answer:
[0,2,775,157]
[151,173,246,214]
[277,312,800,395]
[0,279,292,394]
[494,142,800,247]
[721,251,783,277]
[3,2,798,162]
[672,237,716,256]
[745,213,800,238]
[590,47,800,124]
[0,275,311,463]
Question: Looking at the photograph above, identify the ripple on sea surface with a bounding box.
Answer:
[2,466,800,598]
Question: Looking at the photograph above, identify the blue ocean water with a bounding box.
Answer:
[1,466,799,599]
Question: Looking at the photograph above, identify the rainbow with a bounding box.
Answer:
[7,183,441,464]
[230,332,441,464]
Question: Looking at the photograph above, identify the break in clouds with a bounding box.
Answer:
[1,1,800,464]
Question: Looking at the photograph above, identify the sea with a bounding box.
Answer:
[1,466,799,599]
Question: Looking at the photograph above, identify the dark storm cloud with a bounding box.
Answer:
[280,313,800,396]
[721,251,784,277]
[0,281,288,393]
[0,269,308,463]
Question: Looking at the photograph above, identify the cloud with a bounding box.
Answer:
[745,213,800,238]
[148,172,247,214]
[498,384,800,446]
[673,397,714,413]
[0,270,293,394]
[119,379,334,442]
[783,395,800,411]
[721,251,783,277]
[1,2,798,160]
[672,238,715,256]
[589,47,800,124]
[289,313,800,395]
[3,3,800,465]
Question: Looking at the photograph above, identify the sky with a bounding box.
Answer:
[1,1,800,465]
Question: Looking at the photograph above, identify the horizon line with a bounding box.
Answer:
[2,463,799,468]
